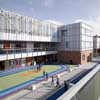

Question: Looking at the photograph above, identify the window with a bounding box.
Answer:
[61,29,67,36]
[66,41,69,48]
[82,54,85,60]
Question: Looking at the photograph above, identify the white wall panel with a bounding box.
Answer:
[0,51,57,61]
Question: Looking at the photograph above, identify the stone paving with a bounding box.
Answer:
[3,62,97,100]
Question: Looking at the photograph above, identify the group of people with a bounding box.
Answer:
[42,71,61,87]
[51,74,70,91]
[52,76,70,92]
[51,75,60,87]
[42,70,60,87]
[43,70,48,80]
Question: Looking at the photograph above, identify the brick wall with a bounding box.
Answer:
[58,51,92,64]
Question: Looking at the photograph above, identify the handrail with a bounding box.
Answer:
[0,47,57,55]
[0,47,57,51]
[57,64,100,100]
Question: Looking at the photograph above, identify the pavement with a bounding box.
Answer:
[3,62,97,100]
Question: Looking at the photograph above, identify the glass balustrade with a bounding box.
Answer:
[0,47,57,55]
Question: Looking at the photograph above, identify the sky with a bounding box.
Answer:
[0,0,100,32]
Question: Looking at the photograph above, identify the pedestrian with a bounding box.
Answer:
[32,85,36,96]
[51,76,54,85]
[34,61,36,66]
[45,72,48,80]
[38,63,41,71]
[56,76,60,87]
[43,70,46,77]
[64,81,68,91]
[37,65,39,72]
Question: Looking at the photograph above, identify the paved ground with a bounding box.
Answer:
[3,62,97,100]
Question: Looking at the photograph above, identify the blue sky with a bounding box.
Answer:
[0,0,100,30]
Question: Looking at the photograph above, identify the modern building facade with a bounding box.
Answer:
[0,9,100,70]
[93,35,100,56]
[58,22,94,64]
[0,9,60,70]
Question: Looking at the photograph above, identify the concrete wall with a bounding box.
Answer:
[58,64,100,100]
[71,69,100,100]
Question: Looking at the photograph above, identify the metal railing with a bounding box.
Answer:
[0,47,57,61]
[57,63,99,100]
[0,47,57,54]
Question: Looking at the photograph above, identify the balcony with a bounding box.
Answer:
[0,48,57,61]
[0,32,58,42]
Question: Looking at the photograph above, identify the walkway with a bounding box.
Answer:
[3,62,96,100]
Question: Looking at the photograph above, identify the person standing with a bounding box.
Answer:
[64,81,68,91]
[34,61,37,71]
[32,85,36,96]
[43,70,46,77]
[34,61,36,66]
[45,72,48,80]
[38,63,41,71]
[37,65,39,72]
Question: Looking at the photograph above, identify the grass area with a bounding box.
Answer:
[0,65,60,91]
[68,64,77,67]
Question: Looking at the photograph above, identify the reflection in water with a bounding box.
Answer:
[71,71,100,100]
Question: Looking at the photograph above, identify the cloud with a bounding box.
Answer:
[43,0,55,8]
[75,17,100,33]
[45,20,64,25]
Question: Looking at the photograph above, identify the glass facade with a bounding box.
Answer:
[59,23,94,51]
[0,9,59,42]
[80,23,93,51]
[60,23,80,51]
[93,36,100,49]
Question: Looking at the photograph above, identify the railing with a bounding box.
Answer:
[0,48,57,61]
[93,52,100,57]
[57,63,100,100]
[0,47,57,54]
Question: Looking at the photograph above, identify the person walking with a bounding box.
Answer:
[56,76,60,87]
[51,76,54,85]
